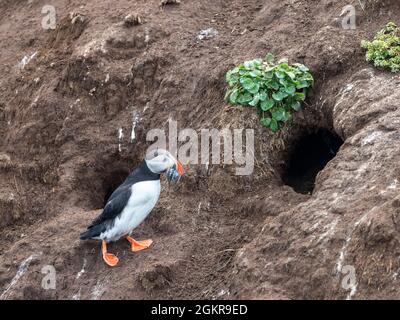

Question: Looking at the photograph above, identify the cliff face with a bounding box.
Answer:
[0,0,400,300]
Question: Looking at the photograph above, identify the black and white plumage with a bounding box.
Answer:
[80,160,161,241]
[79,149,183,266]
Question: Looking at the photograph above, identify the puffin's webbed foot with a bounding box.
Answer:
[126,236,153,252]
[102,240,119,267]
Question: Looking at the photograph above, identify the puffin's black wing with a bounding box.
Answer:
[79,186,132,240]
[90,186,131,227]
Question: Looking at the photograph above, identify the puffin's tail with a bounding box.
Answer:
[80,223,105,240]
[79,229,93,240]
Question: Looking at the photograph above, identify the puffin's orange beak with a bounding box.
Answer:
[176,160,184,175]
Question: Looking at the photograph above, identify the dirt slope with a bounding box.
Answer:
[1,0,400,299]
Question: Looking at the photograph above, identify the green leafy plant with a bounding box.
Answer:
[225,53,314,132]
[361,22,400,72]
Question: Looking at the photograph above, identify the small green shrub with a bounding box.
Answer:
[225,53,314,132]
[361,22,400,72]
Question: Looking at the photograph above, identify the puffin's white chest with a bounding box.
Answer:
[102,180,160,241]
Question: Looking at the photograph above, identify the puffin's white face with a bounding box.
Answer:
[145,149,184,179]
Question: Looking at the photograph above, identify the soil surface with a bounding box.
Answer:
[1,0,400,300]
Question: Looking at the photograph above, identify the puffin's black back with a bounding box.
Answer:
[79,160,160,240]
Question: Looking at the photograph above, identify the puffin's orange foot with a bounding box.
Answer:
[126,236,153,252]
[103,252,119,267]
[102,240,119,267]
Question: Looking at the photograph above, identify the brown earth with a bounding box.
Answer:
[0,0,400,300]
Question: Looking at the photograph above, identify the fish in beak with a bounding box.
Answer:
[166,160,184,183]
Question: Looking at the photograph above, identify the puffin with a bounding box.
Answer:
[80,149,184,267]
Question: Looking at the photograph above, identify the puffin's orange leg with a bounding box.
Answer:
[126,236,153,252]
[102,240,119,267]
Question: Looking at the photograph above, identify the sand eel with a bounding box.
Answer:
[80,149,184,267]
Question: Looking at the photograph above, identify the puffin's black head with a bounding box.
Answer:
[145,149,184,182]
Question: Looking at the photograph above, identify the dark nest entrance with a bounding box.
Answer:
[102,168,130,206]
[282,128,343,194]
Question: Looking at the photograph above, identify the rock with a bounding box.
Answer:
[47,12,88,47]
[0,153,11,163]
[123,14,143,27]
[197,28,218,40]
[160,0,181,8]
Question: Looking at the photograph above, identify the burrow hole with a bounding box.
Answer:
[282,128,344,194]
[102,168,130,206]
